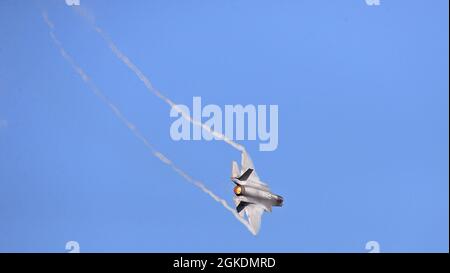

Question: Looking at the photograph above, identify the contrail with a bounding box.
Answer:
[73,6,246,153]
[42,11,256,235]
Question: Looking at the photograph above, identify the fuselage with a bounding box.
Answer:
[233,183,283,207]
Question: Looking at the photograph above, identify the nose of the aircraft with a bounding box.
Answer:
[277,195,284,206]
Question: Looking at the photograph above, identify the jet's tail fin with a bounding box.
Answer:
[237,168,253,181]
[236,201,249,214]
[233,197,246,217]
[232,161,240,178]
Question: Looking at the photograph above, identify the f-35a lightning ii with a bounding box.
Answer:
[231,151,284,235]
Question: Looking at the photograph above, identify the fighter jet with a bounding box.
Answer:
[231,151,284,234]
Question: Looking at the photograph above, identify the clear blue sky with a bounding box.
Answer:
[0,0,448,252]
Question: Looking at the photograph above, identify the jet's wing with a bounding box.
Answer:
[241,150,259,180]
[241,151,269,189]
[244,203,265,235]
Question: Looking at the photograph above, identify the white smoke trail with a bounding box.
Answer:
[42,11,256,235]
[73,7,246,153]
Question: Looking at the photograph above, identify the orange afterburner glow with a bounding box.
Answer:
[234,186,242,195]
